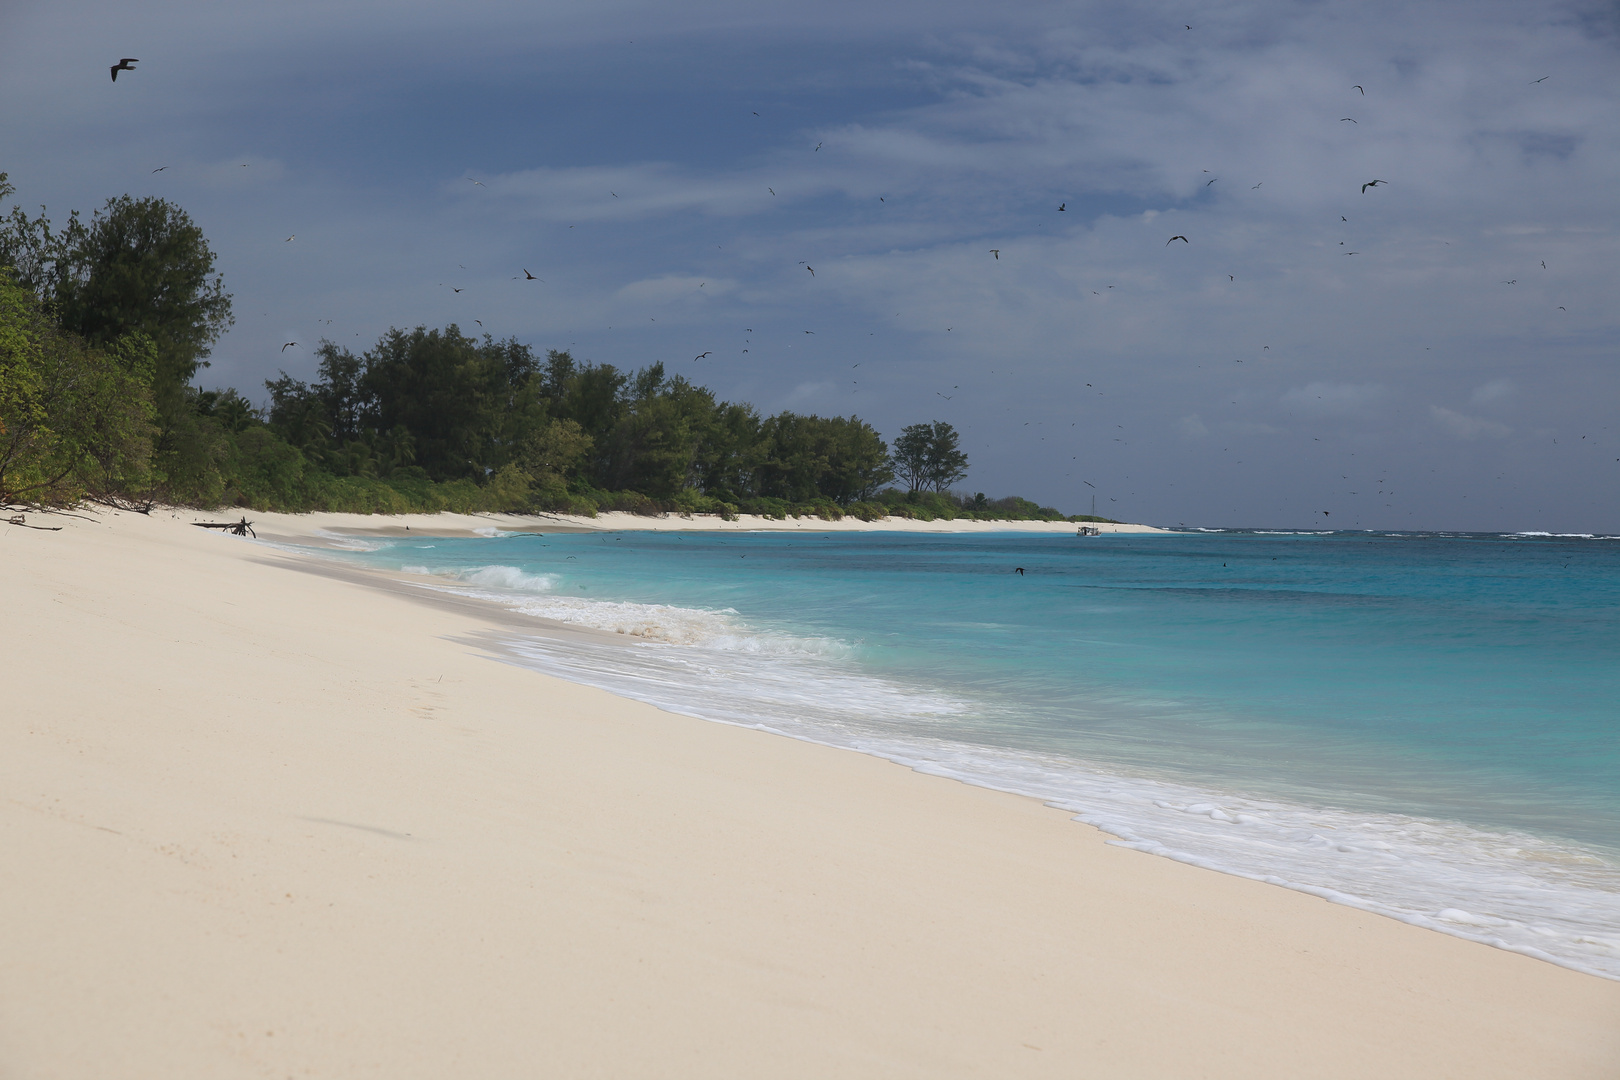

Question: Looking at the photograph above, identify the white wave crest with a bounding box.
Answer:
[413,565,849,656]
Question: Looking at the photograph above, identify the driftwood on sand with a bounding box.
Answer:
[6,512,63,531]
[192,517,256,538]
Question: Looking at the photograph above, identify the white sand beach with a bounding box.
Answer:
[3,506,1616,1079]
[234,507,1173,547]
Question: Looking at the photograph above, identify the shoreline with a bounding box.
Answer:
[304,534,1620,982]
[220,507,1175,547]
[5,506,1617,1077]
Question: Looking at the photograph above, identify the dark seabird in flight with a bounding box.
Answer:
[152,166,168,172]
[524,269,537,279]
[110,58,138,81]
[1353,85,1364,94]
[1167,235,1189,245]
[281,341,298,351]
[1057,202,1066,211]
[1014,567,1026,575]
[694,352,711,360]
[989,249,1000,259]
[1361,180,1387,192]
[1341,118,1357,123]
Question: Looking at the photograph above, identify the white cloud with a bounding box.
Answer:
[1470,378,1516,406]
[1430,405,1511,440]
[1280,383,1386,417]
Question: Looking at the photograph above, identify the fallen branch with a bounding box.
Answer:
[6,513,63,531]
[87,494,153,515]
[192,516,256,538]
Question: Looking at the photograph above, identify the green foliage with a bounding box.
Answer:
[0,178,233,503]
[3,174,1096,522]
[0,271,157,505]
[891,420,969,493]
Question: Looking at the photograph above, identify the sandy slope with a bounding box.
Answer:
[2,506,1616,1079]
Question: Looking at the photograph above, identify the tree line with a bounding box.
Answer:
[1,177,1109,523]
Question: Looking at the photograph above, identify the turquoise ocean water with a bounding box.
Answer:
[309,527,1620,978]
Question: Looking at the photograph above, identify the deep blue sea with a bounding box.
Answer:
[308,526,1620,978]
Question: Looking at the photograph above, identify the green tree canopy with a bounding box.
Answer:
[891,420,968,493]
[0,182,232,410]
[0,270,157,504]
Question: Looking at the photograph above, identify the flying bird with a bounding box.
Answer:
[1353,85,1364,94]
[989,249,1000,259]
[284,235,294,242]
[804,265,814,276]
[453,287,463,293]
[768,187,775,195]
[524,269,537,280]
[1206,177,1217,185]
[1558,306,1566,311]
[467,178,484,187]
[1341,118,1357,123]
[152,166,168,173]
[1361,180,1387,193]
[1503,279,1516,285]
[1541,260,1546,269]
[110,58,138,81]
[1167,235,1189,245]
[814,142,822,151]
[281,341,298,351]
[1252,182,1262,189]
[1533,76,1550,83]
[1014,567,1026,575]
[804,330,814,334]
[1057,202,1066,211]
[694,352,711,360]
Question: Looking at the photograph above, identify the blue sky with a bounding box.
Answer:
[3,0,1616,528]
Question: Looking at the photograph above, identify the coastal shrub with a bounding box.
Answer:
[224,424,312,510]
[479,463,532,512]
[599,489,664,516]
[738,496,792,520]
[0,272,157,505]
[810,501,843,521]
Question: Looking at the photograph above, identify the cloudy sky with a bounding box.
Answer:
[3,0,1616,529]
